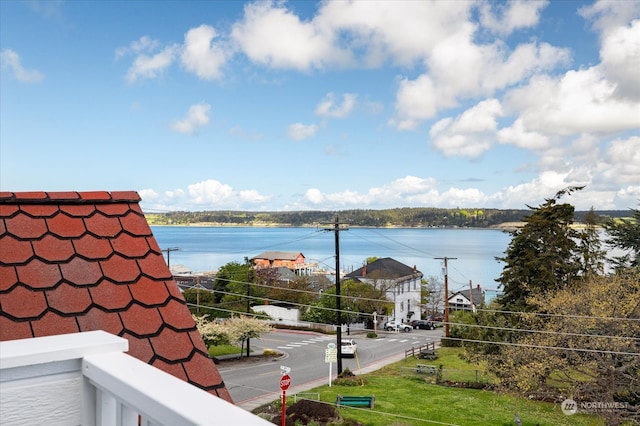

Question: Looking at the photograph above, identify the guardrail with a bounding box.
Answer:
[1,331,270,426]
[404,342,436,359]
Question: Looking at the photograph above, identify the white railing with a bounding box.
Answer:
[0,331,271,426]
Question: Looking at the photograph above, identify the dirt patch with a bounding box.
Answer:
[255,399,364,426]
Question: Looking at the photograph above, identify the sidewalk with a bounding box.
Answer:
[235,349,408,411]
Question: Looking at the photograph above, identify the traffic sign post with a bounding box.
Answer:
[325,343,337,386]
[279,373,291,426]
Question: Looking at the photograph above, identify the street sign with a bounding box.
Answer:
[279,374,291,391]
[325,348,338,363]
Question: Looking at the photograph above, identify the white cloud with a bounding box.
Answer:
[429,99,503,157]
[170,103,211,134]
[0,49,44,83]
[497,119,549,150]
[231,1,351,71]
[391,37,570,129]
[139,188,159,202]
[288,123,318,141]
[315,93,357,118]
[118,36,179,83]
[478,0,548,36]
[115,36,160,59]
[181,24,228,80]
[316,1,472,66]
[187,179,269,208]
[579,0,640,34]
[602,136,640,185]
[504,68,640,135]
[302,176,439,209]
[579,2,640,100]
[598,19,640,100]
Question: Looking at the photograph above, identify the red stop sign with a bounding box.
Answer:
[279,374,291,391]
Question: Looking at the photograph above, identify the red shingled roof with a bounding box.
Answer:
[0,191,232,402]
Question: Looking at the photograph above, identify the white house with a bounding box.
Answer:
[345,257,423,324]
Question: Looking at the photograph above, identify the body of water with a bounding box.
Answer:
[151,226,511,294]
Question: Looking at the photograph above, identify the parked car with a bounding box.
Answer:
[411,320,436,330]
[383,320,412,332]
[429,315,444,323]
[341,339,357,357]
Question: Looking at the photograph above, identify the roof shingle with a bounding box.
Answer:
[0,191,231,401]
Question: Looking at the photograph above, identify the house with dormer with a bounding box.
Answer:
[345,257,423,325]
[448,284,485,311]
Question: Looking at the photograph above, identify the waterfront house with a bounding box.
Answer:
[448,285,485,311]
[345,257,423,324]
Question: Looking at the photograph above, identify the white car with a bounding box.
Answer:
[384,320,412,332]
[341,339,357,357]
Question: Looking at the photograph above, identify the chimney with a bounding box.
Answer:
[413,265,416,272]
[477,284,480,289]
[362,264,366,277]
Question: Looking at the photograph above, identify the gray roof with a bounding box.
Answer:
[252,251,304,261]
[449,287,485,305]
[345,257,422,279]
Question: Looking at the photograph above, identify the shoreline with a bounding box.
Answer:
[147,221,524,230]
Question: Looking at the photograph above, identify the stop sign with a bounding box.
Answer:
[279,374,291,391]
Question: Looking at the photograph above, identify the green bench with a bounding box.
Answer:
[415,364,437,374]
[335,395,375,408]
[419,349,437,360]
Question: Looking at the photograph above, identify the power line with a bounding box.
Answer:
[189,302,639,356]
[189,276,639,324]
[473,307,640,322]
[434,257,457,337]
[324,216,348,374]
[446,320,640,341]
[443,337,639,356]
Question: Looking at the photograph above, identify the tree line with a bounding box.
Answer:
[448,187,639,424]
[146,207,629,228]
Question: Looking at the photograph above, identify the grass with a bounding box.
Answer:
[208,344,245,357]
[277,348,606,426]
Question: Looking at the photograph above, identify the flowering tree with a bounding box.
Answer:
[193,314,272,359]
[226,315,272,358]
[192,315,228,347]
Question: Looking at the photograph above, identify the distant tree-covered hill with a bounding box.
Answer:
[144,208,629,228]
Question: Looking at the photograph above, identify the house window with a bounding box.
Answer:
[400,301,404,312]
[456,298,463,303]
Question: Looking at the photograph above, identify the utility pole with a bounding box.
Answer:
[434,257,456,337]
[162,247,180,269]
[246,267,252,358]
[324,216,348,374]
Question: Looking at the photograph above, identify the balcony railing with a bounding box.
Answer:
[0,330,271,425]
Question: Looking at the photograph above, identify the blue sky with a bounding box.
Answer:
[1,0,638,212]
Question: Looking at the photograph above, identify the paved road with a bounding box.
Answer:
[218,328,443,411]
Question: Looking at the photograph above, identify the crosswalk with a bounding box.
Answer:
[276,335,334,350]
[275,335,426,350]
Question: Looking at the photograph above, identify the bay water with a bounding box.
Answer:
[151,226,511,294]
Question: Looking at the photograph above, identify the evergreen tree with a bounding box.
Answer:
[604,206,640,271]
[577,207,606,278]
[496,187,583,311]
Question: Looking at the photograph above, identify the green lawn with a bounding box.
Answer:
[280,349,605,426]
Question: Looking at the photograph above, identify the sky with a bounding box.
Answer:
[1,0,639,213]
